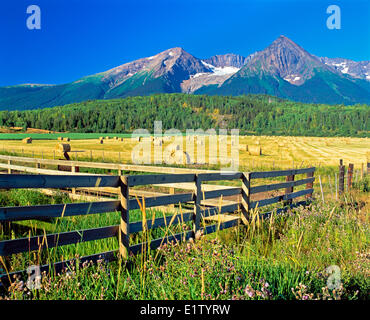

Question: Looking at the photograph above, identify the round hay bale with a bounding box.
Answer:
[58,137,64,141]
[173,150,191,164]
[57,143,71,152]
[99,137,104,140]
[22,137,32,144]
[169,144,180,151]
[248,145,261,156]
[105,136,110,140]
[65,137,70,142]
[238,144,247,151]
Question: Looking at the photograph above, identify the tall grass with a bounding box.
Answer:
[0,181,368,300]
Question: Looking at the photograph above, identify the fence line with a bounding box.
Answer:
[0,167,315,288]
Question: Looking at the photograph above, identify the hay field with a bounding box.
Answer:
[0,135,369,169]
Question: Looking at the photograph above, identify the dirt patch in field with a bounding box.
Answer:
[0,126,57,134]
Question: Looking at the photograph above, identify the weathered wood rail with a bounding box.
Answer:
[0,166,315,288]
[0,154,217,175]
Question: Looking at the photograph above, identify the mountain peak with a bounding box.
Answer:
[237,35,325,85]
[270,35,303,50]
[162,47,187,55]
[278,34,289,40]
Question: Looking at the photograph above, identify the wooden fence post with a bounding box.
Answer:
[339,159,345,195]
[193,174,201,238]
[71,165,76,194]
[285,174,295,205]
[119,176,130,259]
[305,171,314,199]
[7,160,11,174]
[169,187,175,209]
[361,163,364,179]
[241,172,250,224]
[348,163,354,189]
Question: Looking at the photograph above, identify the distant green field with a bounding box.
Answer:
[0,133,134,140]
[0,132,189,140]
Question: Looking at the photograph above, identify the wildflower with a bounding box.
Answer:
[244,285,255,298]
[195,230,203,240]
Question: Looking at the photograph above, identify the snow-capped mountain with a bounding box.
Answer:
[0,36,369,110]
[198,36,370,105]
[181,60,242,93]
[318,57,370,80]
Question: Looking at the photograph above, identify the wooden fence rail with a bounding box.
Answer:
[0,167,315,288]
[0,154,217,175]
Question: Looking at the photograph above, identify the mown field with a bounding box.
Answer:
[0,134,369,169]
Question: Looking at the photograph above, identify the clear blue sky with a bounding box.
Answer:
[0,0,369,86]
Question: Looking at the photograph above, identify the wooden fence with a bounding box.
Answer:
[0,167,315,288]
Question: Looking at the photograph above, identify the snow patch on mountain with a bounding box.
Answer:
[199,61,239,77]
[283,74,303,85]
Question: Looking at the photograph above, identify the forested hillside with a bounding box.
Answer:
[0,94,368,137]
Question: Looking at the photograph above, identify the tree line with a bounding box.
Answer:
[0,94,368,137]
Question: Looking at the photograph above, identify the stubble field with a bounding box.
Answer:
[0,134,368,169]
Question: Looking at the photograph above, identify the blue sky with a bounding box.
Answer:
[0,0,369,86]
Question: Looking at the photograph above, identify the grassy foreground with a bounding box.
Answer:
[0,179,368,300]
